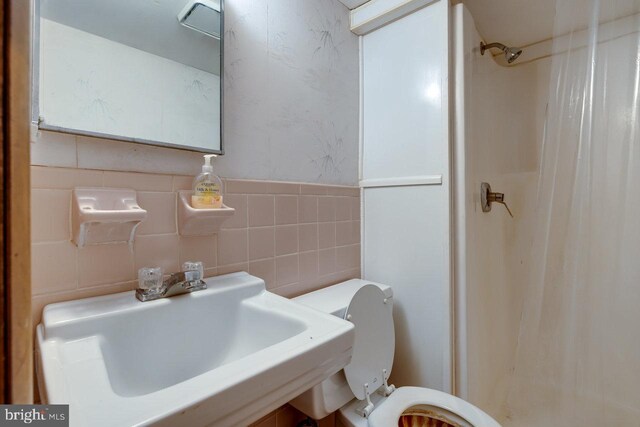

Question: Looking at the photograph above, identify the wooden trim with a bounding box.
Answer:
[4,0,32,403]
[0,0,5,403]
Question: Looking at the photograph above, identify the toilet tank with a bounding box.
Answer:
[289,279,393,420]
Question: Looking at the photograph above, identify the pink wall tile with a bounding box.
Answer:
[352,221,361,244]
[31,189,71,242]
[276,254,299,286]
[218,229,248,265]
[318,197,336,222]
[31,166,103,189]
[267,182,300,195]
[298,196,318,223]
[172,175,193,191]
[336,245,360,272]
[352,197,361,220]
[221,194,248,229]
[32,241,78,295]
[318,248,337,276]
[299,251,319,285]
[104,171,173,192]
[275,225,298,256]
[249,227,275,260]
[248,195,275,227]
[335,197,352,221]
[249,258,276,290]
[31,130,77,168]
[179,235,217,269]
[326,186,359,197]
[335,221,353,247]
[318,222,336,249]
[78,243,135,288]
[275,195,298,225]
[134,234,180,274]
[217,262,249,275]
[226,179,269,194]
[137,192,177,235]
[298,224,318,252]
[300,184,328,195]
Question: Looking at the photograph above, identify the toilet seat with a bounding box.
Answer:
[337,286,501,427]
[343,284,395,411]
[367,386,501,427]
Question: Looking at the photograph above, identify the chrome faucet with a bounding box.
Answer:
[135,262,207,302]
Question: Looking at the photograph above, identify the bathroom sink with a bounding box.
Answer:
[36,272,354,426]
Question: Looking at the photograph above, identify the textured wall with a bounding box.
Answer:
[220,0,359,185]
[32,0,360,186]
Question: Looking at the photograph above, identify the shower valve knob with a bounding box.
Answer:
[487,192,505,203]
[481,182,514,218]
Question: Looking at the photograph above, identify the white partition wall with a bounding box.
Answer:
[360,0,452,392]
[452,4,548,418]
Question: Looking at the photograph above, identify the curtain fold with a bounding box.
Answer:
[505,0,640,424]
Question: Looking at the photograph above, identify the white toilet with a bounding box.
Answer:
[290,279,501,427]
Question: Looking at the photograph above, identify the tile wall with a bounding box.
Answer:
[31,165,361,328]
[249,405,335,427]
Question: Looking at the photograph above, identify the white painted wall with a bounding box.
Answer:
[361,0,452,392]
[39,19,221,152]
[452,4,550,419]
[33,0,360,186]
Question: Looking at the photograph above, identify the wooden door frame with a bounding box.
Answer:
[3,0,32,403]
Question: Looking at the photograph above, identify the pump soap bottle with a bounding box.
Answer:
[192,154,224,209]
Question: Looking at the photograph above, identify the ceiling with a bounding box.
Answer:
[459,0,556,47]
[39,0,220,74]
[460,0,640,48]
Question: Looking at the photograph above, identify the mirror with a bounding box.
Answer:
[33,0,223,153]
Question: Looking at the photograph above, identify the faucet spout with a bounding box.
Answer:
[135,265,207,302]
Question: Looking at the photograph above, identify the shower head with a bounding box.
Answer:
[480,41,523,64]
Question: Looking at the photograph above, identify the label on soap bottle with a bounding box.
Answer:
[192,181,222,208]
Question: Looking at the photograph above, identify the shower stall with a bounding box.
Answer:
[358,0,639,424]
[453,1,640,425]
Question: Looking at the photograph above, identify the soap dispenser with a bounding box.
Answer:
[192,154,224,209]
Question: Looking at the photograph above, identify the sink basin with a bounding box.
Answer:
[36,272,354,426]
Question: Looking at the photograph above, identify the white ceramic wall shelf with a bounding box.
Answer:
[72,188,147,247]
[178,190,235,237]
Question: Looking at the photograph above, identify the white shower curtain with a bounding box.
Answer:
[505,0,640,425]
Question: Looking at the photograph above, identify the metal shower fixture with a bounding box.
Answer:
[481,182,514,218]
[480,41,523,64]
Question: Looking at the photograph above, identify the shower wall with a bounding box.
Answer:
[452,4,550,420]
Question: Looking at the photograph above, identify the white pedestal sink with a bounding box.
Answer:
[36,272,354,426]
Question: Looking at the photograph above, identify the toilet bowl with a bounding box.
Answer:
[290,279,501,427]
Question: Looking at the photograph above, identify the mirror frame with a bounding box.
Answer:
[30,0,224,155]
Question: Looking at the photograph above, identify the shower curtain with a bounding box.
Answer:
[505,0,640,424]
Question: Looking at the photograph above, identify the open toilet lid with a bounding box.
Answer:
[343,284,395,401]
